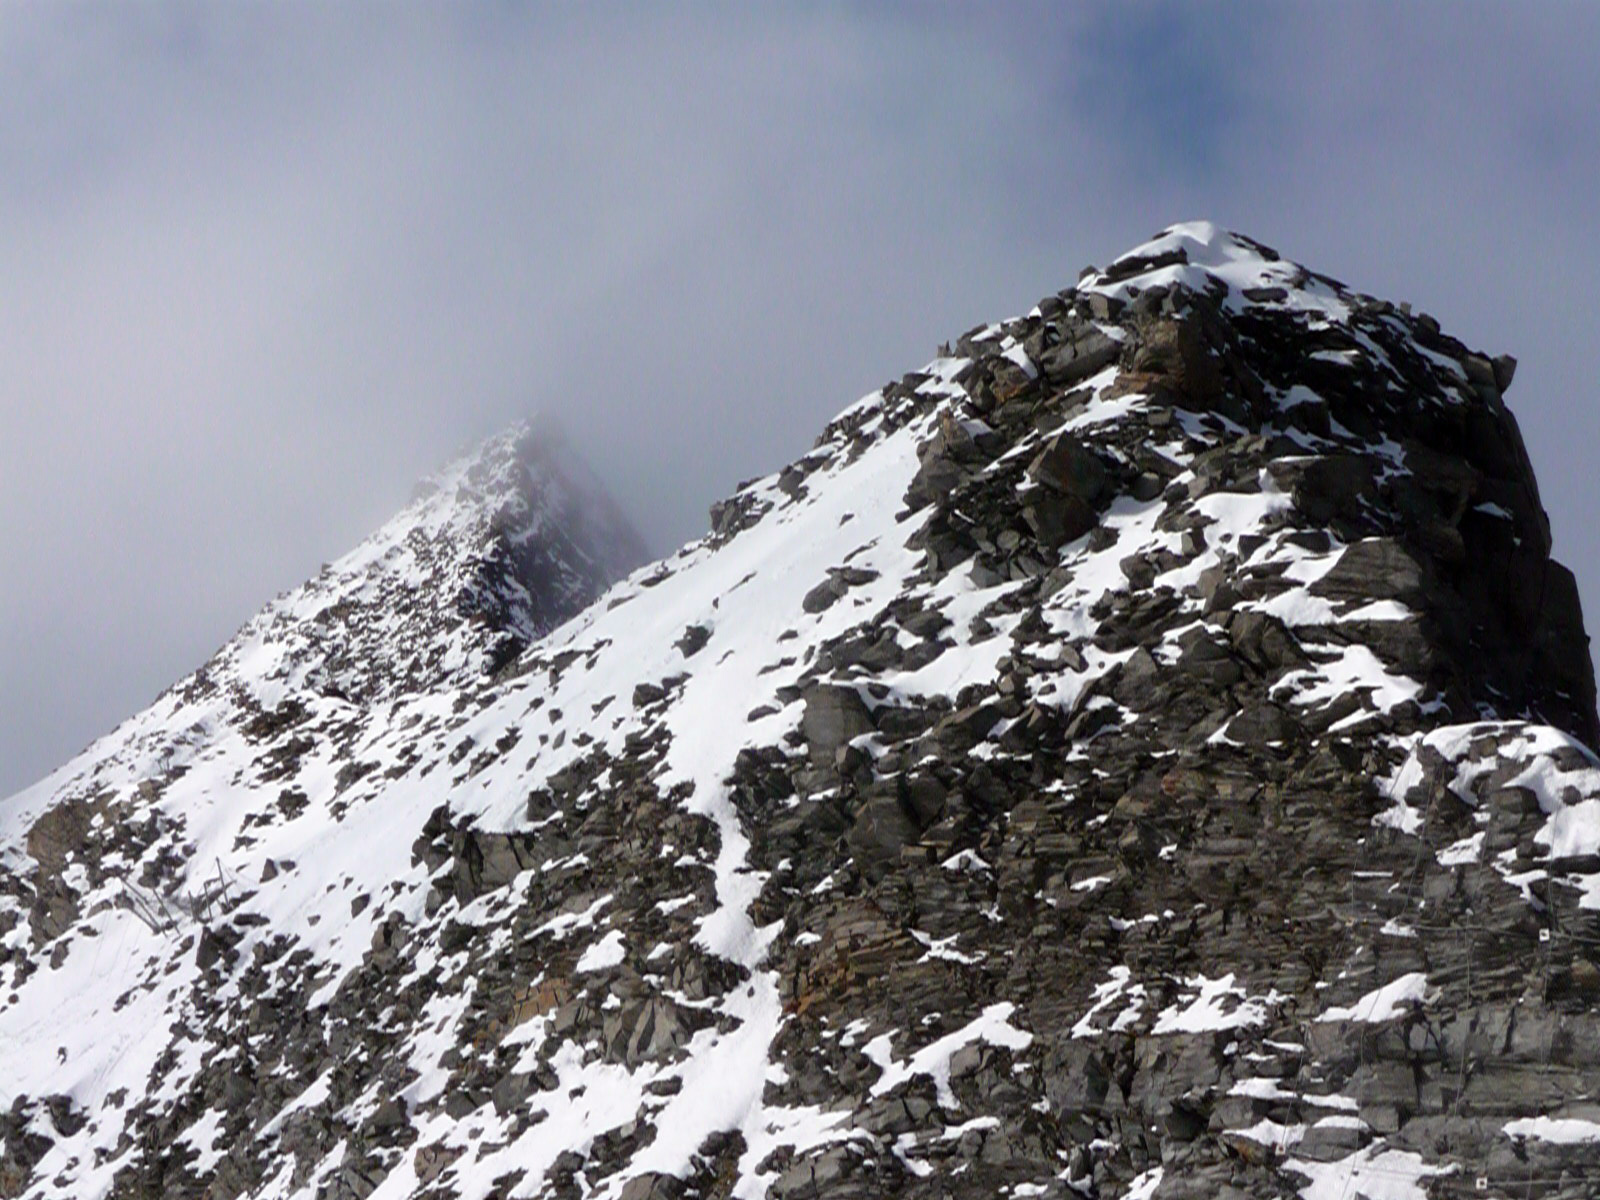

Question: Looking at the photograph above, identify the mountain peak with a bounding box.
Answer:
[1082,221,1354,315]
[0,417,646,834]
[411,415,563,509]
[5,230,1600,1200]
[1098,219,1270,275]
[211,416,647,708]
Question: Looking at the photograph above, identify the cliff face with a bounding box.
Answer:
[4,223,1600,1200]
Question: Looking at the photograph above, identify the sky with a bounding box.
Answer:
[3,2,1599,796]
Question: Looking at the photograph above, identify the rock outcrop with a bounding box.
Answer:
[3,223,1599,1200]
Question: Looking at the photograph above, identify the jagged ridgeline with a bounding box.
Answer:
[3,222,1599,1200]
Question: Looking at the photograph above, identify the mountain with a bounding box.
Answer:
[4,222,1600,1200]
[219,417,649,706]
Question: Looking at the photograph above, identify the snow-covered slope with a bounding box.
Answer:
[0,419,646,1098]
[4,224,1600,1200]
[2,416,642,818]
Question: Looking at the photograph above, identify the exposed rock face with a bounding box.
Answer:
[3,223,1600,1200]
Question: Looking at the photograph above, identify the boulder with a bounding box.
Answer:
[1027,434,1108,502]
[847,790,923,880]
[1126,311,1225,409]
[800,685,875,764]
[1037,327,1120,387]
[1267,455,1376,524]
[1311,538,1428,606]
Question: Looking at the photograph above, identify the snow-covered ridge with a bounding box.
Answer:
[2,223,1598,1200]
[1,418,643,823]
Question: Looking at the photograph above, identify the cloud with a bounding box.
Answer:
[2,4,1598,794]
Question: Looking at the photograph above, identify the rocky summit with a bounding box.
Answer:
[4,223,1600,1200]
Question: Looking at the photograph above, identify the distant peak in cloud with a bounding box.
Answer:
[156,413,654,714]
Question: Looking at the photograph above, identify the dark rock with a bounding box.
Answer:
[932,703,1003,754]
[11,227,1600,1200]
[1124,310,1227,411]
[802,579,843,614]
[1226,611,1306,671]
[1028,434,1108,502]
[1037,327,1121,387]
[674,624,712,658]
[905,413,993,510]
[1102,245,1188,282]
[1223,703,1293,744]
[1311,538,1428,606]
[847,791,924,880]
[1023,490,1097,551]
[1268,455,1376,524]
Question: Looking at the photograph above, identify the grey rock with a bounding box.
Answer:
[1038,328,1120,387]
[800,684,875,764]
[1028,434,1109,502]
[1311,538,1428,605]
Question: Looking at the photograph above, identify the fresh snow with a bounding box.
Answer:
[863,1003,1034,1109]
[1285,1145,1452,1200]
[1502,1116,1600,1143]
[1316,973,1429,1024]
[1151,973,1283,1035]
